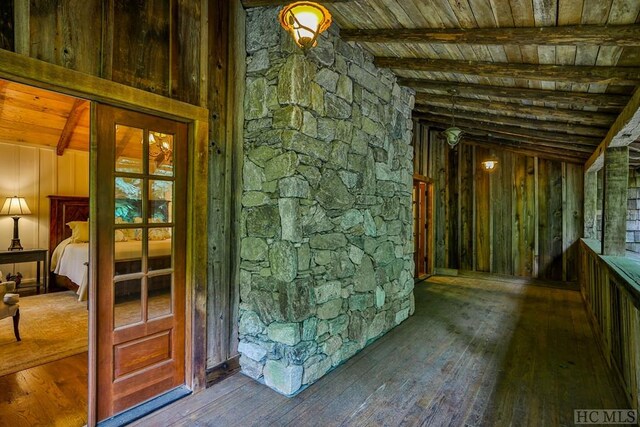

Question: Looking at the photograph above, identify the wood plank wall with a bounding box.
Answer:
[5,0,203,105]
[1,0,240,373]
[418,128,584,282]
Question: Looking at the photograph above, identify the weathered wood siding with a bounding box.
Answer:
[433,141,584,282]
[2,0,240,374]
[7,0,203,105]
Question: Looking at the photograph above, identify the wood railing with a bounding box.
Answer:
[579,239,640,410]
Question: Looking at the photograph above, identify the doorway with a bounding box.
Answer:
[94,104,189,422]
[413,178,434,279]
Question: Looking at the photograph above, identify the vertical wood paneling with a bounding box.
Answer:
[459,143,474,271]
[538,158,564,280]
[111,0,171,96]
[28,0,102,75]
[446,145,459,269]
[513,154,536,276]
[491,150,513,275]
[173,0,203,105]
[433,131,446,269]
[475,146,490,272]
[0,0,13,51]
[563,163,584,281]
[437,142,583,282]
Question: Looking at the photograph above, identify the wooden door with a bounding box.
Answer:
[95,104,187,421]
[413,178,434,279]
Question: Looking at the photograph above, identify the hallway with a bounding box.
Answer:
[135,275,627,426]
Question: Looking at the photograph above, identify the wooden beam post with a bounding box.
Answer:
[584,171,598,240]
[586,88,640,172]
[602,147,629,256]
[56,99,88,155]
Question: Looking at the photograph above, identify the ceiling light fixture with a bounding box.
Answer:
[279,1,332,50]
[442,89,463,147]
[481,157,499,173]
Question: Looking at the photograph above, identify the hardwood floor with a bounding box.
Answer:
[0,352,87,427]
[134,275,628,427]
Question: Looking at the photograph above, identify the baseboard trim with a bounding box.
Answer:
[206,354,241,387]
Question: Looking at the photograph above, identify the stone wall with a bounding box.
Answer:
[238,7,416,396]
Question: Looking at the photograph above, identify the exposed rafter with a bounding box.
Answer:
[242,0,346,7]
[56,99,87,156]
[418,106,607,137]
[398,78,629,109]
[416,113,601,147]
[374,57,640,85]
[586,88,640,171]
[459,137,588,165]
[342,25,640,46]
[414,94,617,127]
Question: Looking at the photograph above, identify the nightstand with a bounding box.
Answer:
[0,249,48,294]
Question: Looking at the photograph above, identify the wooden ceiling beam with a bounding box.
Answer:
[459,138,588,165]
[342,25,640,47]
[374,57,640,85]
[418,106,607,137]
[242,0,346,7]
[586,88,640,172]
[414,94,617,127]
[416,113,601,146]
[56,99,87,156]
[398,78,630,109]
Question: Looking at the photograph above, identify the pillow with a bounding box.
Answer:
[67,221,89,243]
[114,230,128,242]
[149,228,166,241]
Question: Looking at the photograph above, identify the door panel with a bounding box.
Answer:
[96,104,187,421]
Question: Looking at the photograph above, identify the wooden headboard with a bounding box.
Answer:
[48,195,89,258]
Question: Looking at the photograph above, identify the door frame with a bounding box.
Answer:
[0,49,210,426]
[413,174,435,279]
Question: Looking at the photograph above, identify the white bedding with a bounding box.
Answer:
[51,238,172,301]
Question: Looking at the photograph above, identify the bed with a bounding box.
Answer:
[48,196,172,301]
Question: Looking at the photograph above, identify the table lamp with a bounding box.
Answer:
[0,196,31,251]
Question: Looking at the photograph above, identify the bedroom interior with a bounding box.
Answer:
[0,78,179,424]
[0,79,91,423]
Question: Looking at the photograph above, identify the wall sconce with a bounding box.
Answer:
[279,2,332,50]
[481,157,499,173]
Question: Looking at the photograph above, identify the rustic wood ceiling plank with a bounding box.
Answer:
[417,113,600,147]
[340,25,640,46]
[56,99,88,155]
[241,0,347,7]
[414,93,617,126]
[586,87,640,171]
[417,106,608,137]
[374,57,640,85]
[399,78,630,108]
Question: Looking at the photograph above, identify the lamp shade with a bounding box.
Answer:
[0,196,31,216]
[279,1,332,49]
[443,127,463,147]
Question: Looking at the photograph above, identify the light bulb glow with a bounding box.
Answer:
[481,159,498,172]
[280,2,332,49]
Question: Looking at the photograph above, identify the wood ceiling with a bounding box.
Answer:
[244,0,640,167]
[0,79,89,153]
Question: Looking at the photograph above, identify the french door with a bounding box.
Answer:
[94,104,187,421]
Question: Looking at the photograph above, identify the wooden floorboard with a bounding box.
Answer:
[0,352,87,427]
[133,275,629,427]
